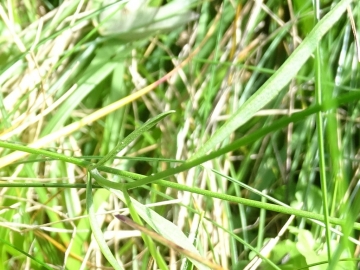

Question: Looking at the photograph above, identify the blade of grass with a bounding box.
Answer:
[122,189,169,270]
[0,237,52,270]
[124,88,360,189]
[90,166,360,230]
[86,171,124,270]
[189,0,352,160]
[313,11,332,266]
[0,5,215,169]
[90,170,211,270]
[90,110,175,169]
[115,215,223,270]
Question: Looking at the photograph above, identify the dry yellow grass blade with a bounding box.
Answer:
[0,76,171,168]
[0,13,219,169]
[115,215,226,270]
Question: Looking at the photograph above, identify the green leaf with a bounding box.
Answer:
[92,0,198,40]
[110,188,211,270]
[90,110,175,169]
[86,172,124,270]
[89,170,211,269]
[190,0,352,160]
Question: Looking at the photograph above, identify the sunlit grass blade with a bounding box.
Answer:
[121,188,169,270]
[86,172,124,270]
[115,215,223,270]
[89,168,211,269]
[110,187,212,270]
[124,90,360,189]
[90,165,360,229]
[0,234,53,270]
[90,110,175,169]
[190,0,352,160]
[1,0,359,268]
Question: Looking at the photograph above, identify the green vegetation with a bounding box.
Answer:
[0,0,360,269]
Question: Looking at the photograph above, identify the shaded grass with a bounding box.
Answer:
[1,0,360,269]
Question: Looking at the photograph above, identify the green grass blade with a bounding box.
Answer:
[111,187,211,270]
[189,0,352,160]
[90,169,211,270]
[0,237,52,270]
[90,168,125,189]
[314,32,332,262]
[90,110,175,169]
[124,89,360,189]
[122,189,169,270]
[94,164,360,230]
[86,171,124,270]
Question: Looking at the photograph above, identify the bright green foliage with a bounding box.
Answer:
[1,0,360,269]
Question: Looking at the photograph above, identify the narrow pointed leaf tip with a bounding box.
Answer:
[90,110,175,169]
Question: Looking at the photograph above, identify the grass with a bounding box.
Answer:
[1,0,360,269]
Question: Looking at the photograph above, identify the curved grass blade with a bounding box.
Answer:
[190,0,352,160]
[123,0,355,190]
[0,237,52,270]
[122,189,169,270]
[86,171,124,270]
[91,170,169,268]
[89,170,211,270]
[115,215,223,270]
[91,168,124,189]
[111,187,211,270]
[89,110,175,169]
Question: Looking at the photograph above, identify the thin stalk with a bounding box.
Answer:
[314,0,332,259]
